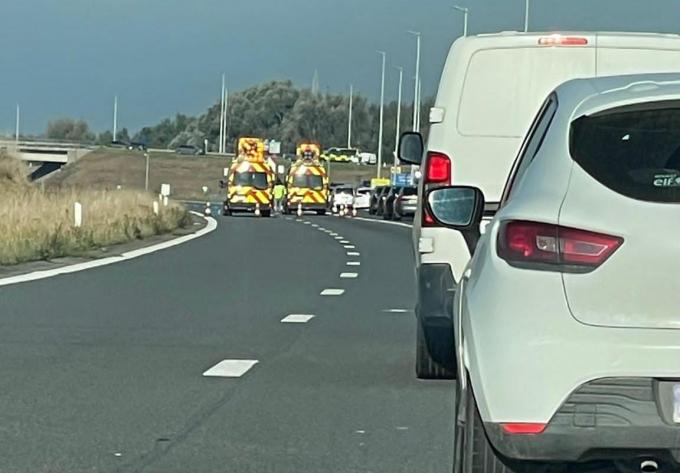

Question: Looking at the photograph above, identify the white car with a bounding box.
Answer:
[398,31,680,380]
[331,187,356,215]
[427,74,680,473]
[354,187,371,209]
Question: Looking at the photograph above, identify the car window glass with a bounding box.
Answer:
[500,95,558,205]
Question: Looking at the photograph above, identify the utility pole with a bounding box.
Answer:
[113,96,118,141]
[524,0,530,32]
[347,84,354,149]
[144,152,150,191]
[453,5,469,37]
[312,69,320,95]
[15,104,20,144]
[408,31,421,132]
[394,67,403,165]
[219,74,225,154]
[417,80,422,131]
[377,51,386,179]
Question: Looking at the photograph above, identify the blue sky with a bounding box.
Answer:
[3,0,680,134]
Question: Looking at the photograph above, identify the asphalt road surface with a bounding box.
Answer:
[0,213,453,473]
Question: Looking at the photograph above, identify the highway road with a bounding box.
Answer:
[0,213,454,473]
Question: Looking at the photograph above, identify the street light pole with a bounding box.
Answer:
[524,0,530,32]
[347,84,353,148]
[219,74,225,154]
[394,67,403,165]
[113,96,118,141]
[408,31,421,132]
[222,86,228,154]
[453,5,469,37]
[377,51,386,179]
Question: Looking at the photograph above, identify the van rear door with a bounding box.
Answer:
[596,33,680,76]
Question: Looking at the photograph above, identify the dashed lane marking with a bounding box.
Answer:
[382,309,412,313]
[320,289,345,296]
[334,236,344,240]
[347,262,361,266]
[203,360,259,378]
[340,273,358,279]
[344,245,356,249]
[340,240,350,244]
[281,314,316,323]
[347,251,360,256]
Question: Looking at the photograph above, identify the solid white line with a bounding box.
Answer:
[344,245,356,249]
[320,288,345,296]
[281,314,316,323]
[340,272,358,279]
[203,359,258,378]
[347,251,360,256]
[353,216,412,228]
[347,261,361,266]
[0,213,217,288]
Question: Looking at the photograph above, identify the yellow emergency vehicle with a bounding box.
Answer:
[223,137,275,217]
[285,143,329,216]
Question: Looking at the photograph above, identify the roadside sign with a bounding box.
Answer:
[392,173,412,186]
[269,141,281,155]
[370,178,390,188]
[160,183,171,196]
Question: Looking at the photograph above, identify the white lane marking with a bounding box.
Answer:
[321,289,345,296]
[311,224,319,228]
[296,219,303,222]
[347,251,360,256]
[281,314,316,323]
[347,261,361,266]
[340,272,358,279]
[0,213,217,288]
[303,221,311,225]
[339,240,350,244]
[203,359,258,378]
[353,216,412,228]
[334,236,344,240]
[330,233,339,236]
[344,245,356,249]
[383,309,411,313]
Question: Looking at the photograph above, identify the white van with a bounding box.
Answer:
[398,31,680,379]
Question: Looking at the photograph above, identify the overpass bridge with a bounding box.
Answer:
[0,140,93,179]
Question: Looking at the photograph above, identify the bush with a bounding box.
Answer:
[0,153,188,265]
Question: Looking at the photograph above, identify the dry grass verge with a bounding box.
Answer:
[0,153,188,265]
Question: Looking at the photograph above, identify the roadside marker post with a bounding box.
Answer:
[74,202,82,228]
[153,201,159,215]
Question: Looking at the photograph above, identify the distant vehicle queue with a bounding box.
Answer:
[219,137,417,218]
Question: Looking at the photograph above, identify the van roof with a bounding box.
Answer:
[473,31,680,40]
[456,31,680,49]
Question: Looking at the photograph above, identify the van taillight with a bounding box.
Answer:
[497,221,622,271]
[538,35,588,46]
[425,152,451,184]
[422,151,452,227]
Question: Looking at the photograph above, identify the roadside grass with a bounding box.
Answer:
[45,148,382,201]
[0,153,188,265]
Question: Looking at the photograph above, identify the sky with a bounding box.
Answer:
[3,0,680,134]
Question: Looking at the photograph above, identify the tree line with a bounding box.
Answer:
[44,80,433,158]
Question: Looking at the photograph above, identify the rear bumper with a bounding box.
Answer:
[484,378,680,463]
[226,202,270,212]
[287,202,328,211]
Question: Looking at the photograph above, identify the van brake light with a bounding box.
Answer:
[538,36,588,46]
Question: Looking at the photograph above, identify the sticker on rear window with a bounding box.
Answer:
[653,174,680,188]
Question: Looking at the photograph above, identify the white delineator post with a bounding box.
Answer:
[163,196,168,207]
[153,201,159,215]
[74,202,83,228]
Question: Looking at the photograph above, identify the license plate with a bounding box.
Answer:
[673,384,680,423]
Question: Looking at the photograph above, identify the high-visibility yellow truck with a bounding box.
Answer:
[223,137,275,217]
[285,143,329,216]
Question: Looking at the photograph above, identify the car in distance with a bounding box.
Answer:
[368,186,388,215]
[393,186,418,220]
[175,144,205,155]
[398,31,680,380]
[354,187,371,209]
[427,74,680,473]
